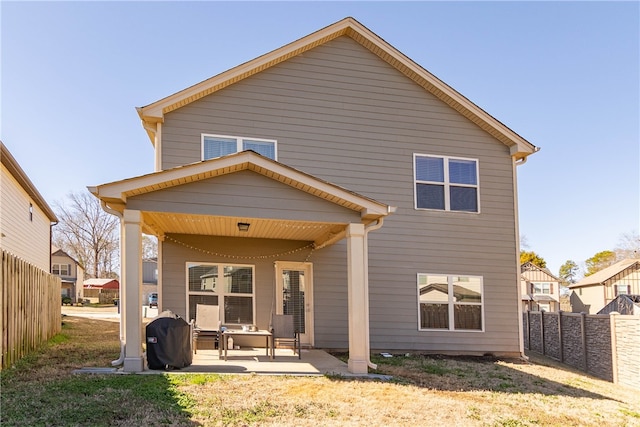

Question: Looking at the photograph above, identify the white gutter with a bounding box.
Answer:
[99,200,126,367]
[364,217,385,369]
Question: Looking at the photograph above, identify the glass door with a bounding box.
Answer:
[275,262,313,346]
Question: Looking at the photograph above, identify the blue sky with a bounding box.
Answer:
[2,1,638,276]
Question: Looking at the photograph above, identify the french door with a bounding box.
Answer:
[275,261,313,346]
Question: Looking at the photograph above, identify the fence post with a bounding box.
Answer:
[525,310,530,350]
[558,311,563,362]
[541,311,546,355]
[609,312,619,385]
[581,312,588,371]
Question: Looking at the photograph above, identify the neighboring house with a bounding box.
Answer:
[51,246,85,303]
[569,259,640,314]
[88,18,538,373]
[143,258,158,305]
[520,262,562,312]
[83,278,119,304]
[1,141,58,270]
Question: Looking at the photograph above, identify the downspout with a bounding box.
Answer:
[100,200,126,367]
[50,220,58,275]
[363,217,385,370]
[513,151,537,359]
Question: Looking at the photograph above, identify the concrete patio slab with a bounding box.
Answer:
[148,348,351,376]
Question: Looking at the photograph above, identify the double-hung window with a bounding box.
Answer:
[187,262,254,325]
[414,154,479,212]
[202,134,277,160]
[52,264,70,276]
[533,282,552,294]
[418,274,483,331]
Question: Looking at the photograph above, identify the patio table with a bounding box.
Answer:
[222,329,273,361]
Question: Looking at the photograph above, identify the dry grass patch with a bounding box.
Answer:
[2,316,639,427]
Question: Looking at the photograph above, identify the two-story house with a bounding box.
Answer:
[1,141,58,270]
[88,18,538,373]
[569,258,640,314]
[520,262,561,312]
[51,246,85,303]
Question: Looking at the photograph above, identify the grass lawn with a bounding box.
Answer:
[1,316,639,427]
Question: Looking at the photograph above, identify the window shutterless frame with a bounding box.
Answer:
[185,261,256,326]
[413,153,480,213]
[201,133,278,161]
[417,273,485,332]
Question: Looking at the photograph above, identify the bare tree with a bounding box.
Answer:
[53,191,119,279]
[614,230,640,260]
[142,234,158,260]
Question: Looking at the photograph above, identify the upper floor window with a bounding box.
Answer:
[615,284,630,296]
[418,274,483,331]
[202,134,277,161]
[414,154,479,212]
[533,282,552,294]
[52,263,70,276]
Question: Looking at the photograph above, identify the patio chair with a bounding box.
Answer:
[270,314,301,359]
[192,304,220,354]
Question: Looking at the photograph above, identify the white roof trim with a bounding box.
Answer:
[89,151,393,220]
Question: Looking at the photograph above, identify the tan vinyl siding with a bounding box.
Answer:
[0,164,51,270]
[572,285,606,314]
[51,253,79,279]
[159,36,521,354]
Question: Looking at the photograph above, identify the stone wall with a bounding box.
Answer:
[524,311,639,388]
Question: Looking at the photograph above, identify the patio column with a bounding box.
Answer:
[122,209,144,372]
[346,223,368,374]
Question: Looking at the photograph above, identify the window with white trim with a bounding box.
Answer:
[187,262,254,325]
[615,284,630,296]
[414,154,479,212]
[52,263,70,276]
[533,282,552,294]
[202,134,277,160]
[418,274,483,331]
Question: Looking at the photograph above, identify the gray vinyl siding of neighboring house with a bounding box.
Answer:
[143,260,158,285]
[156,36,521,354]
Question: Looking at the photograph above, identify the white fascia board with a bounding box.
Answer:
[90,151,391,217]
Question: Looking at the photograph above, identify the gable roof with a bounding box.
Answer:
[570,259,640,288]
[1,141,57,222]
[51,247,82,266]
[136,17,538,161]
[521,262,561,282]
[88,150,394,222]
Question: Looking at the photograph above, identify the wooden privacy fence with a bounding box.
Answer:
[1,249,61,369]
[523,310,640,390]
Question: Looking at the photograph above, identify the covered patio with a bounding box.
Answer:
[89,151,395,375]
